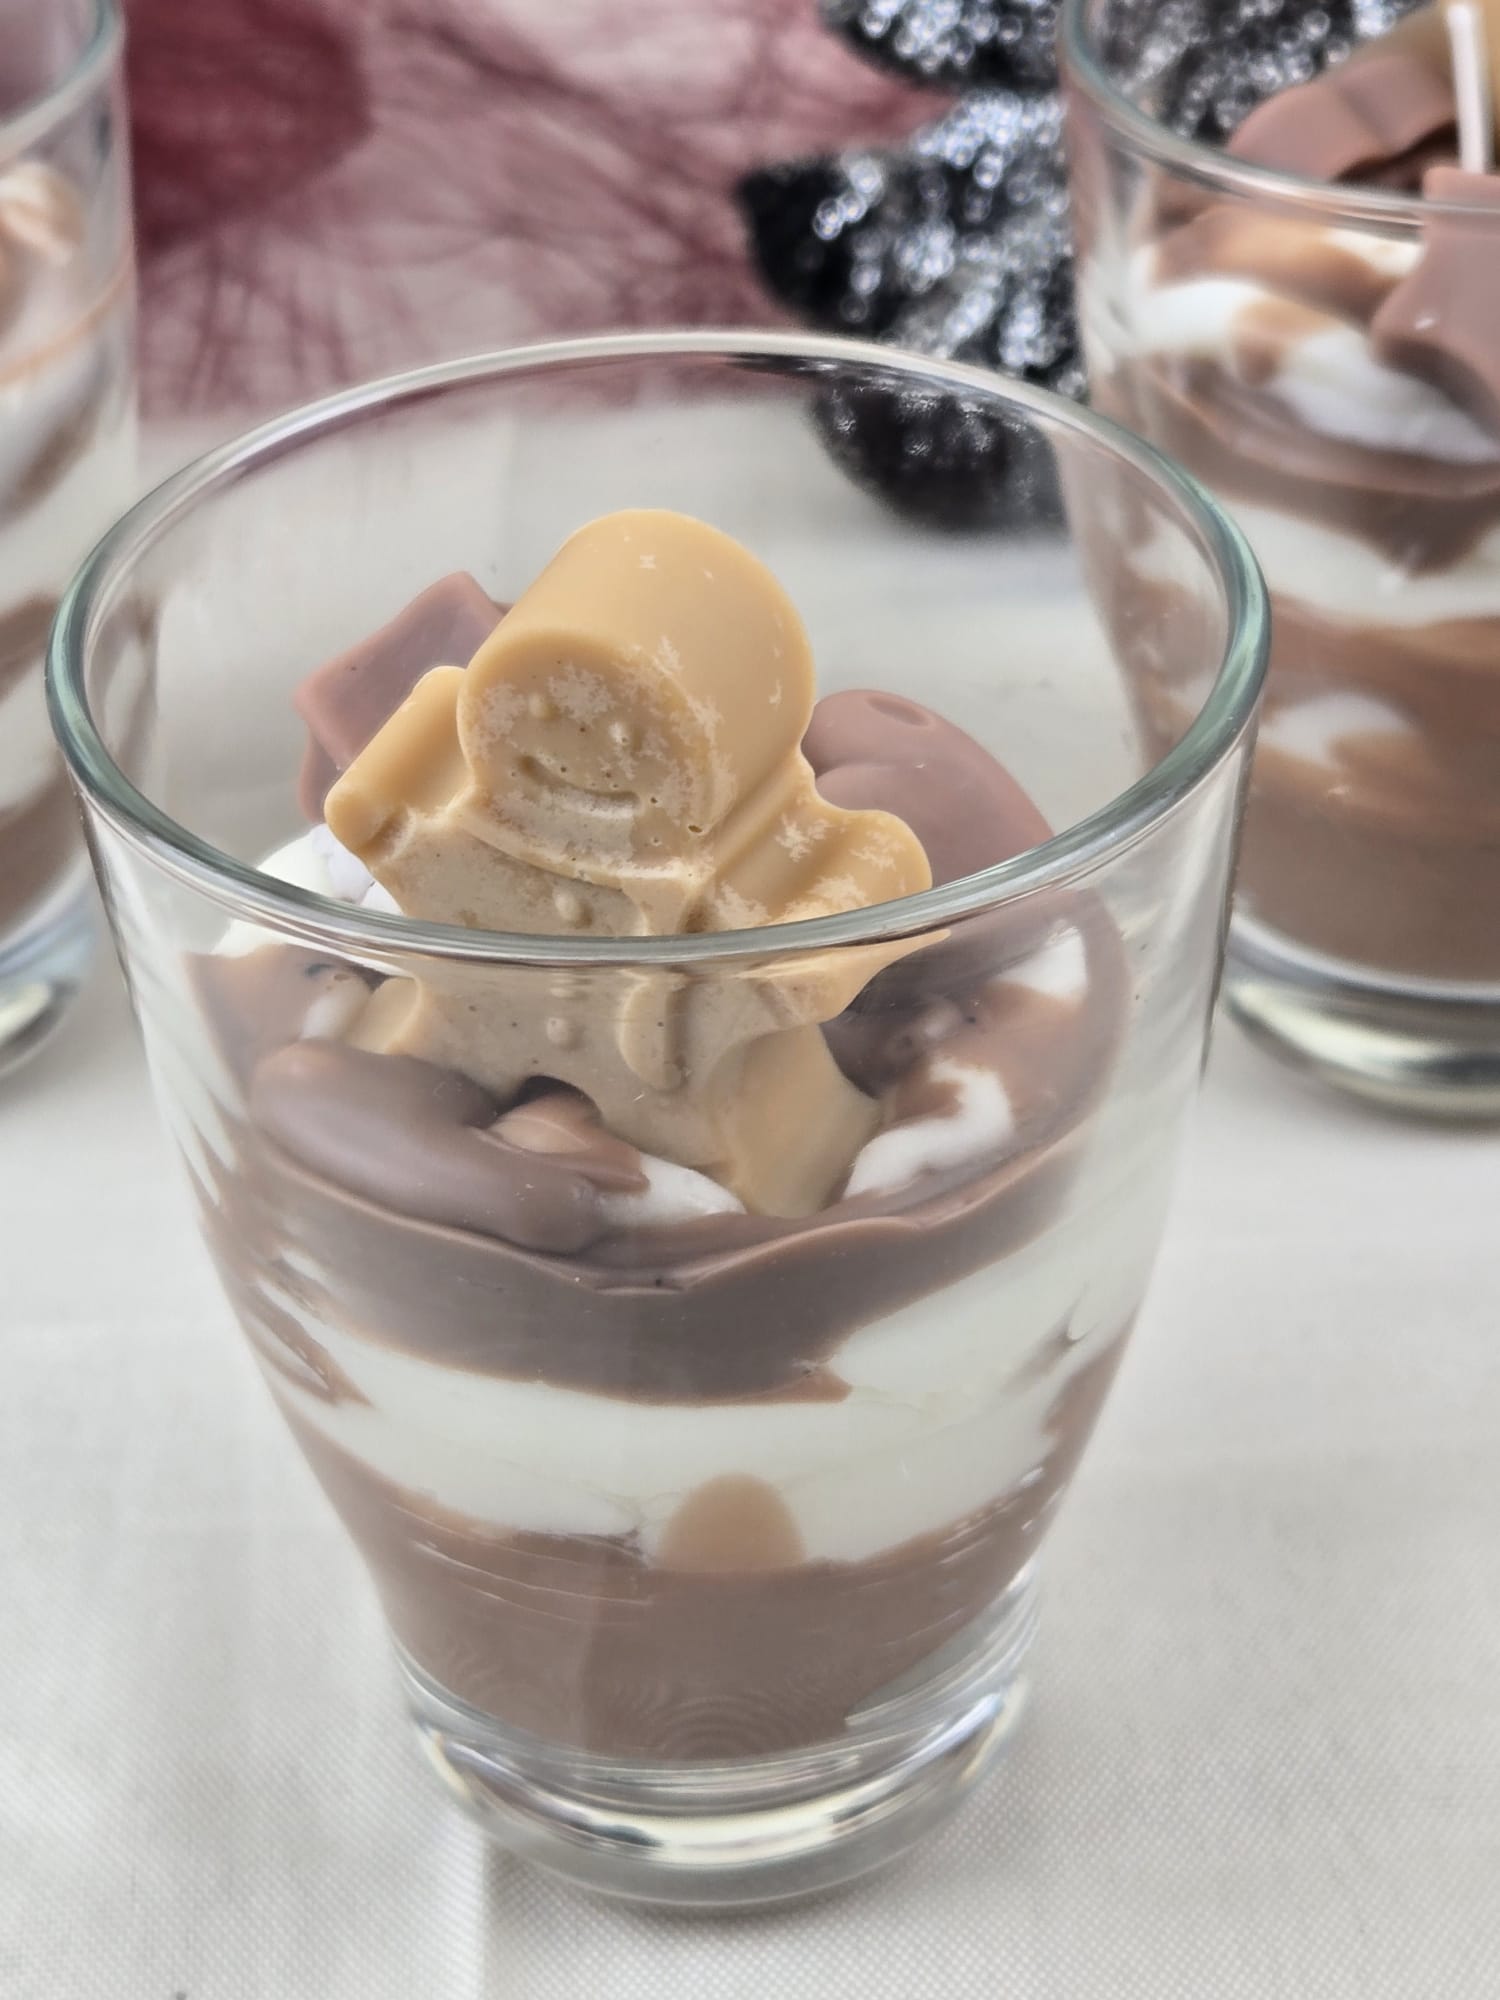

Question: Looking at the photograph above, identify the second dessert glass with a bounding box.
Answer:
[0,0,135,1071]
[50,333,1264,1905]
[1064,0,1500,1113]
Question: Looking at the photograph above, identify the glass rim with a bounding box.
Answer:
[48,328,1268,971]
[0,0,121,155]
[1060,0,1480,227]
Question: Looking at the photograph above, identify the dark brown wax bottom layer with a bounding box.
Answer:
[1106,544,1500,982]
[1237,781,1500,981]
[278,1332,1127,1759]
[1237,597,1500,981]
[0,596,56,703]
[1,597,78,936]
[0,771,79,938]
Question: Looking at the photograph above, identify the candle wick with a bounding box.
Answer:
[1445,0,1496,174]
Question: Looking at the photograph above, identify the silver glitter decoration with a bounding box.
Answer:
[1100,0,1423,139]
[822,0,1063,90]
[743,82,1081,389]
[740,0,1080,524]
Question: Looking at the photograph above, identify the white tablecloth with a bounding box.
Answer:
[5,946,1499,1998]
[18,4,1500,1968]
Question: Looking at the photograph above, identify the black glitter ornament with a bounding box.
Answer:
[815,337,1066,530]
[743,90,1073,332]
[821,0,1063,92]
[1100,0,1424,143]
[741,80,1080,528]
[740,152,961,337]
[813,194,1076,534]
[815,376,1036,530]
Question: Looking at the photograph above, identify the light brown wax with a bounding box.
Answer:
[326,511,932,1215]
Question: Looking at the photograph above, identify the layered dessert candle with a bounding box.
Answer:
[49,338,1263,1903]
[1065,0,1500,1107]
[0,1,133,1067]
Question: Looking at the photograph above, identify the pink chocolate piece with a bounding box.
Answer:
[293,572,504,818]
[1228,51,1455,183]
[803,688,1051,885]
[1371,167,1500,435]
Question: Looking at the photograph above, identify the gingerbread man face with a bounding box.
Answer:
[327,511,930,941]
[458,510,814,899]
[321,511,933,1214]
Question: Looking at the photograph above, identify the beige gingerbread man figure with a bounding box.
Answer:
[325,510,932,1216]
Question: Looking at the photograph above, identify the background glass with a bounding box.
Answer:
[51,334,1263,1905]
[0,0,135,1073]
[1063,0,1500,1114]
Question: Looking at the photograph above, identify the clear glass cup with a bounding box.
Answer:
[1062,0,1500,1114]
[49,333,1264,1906]
[0,0,134,1073]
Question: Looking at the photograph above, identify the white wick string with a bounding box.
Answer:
[1446,1,1496,175]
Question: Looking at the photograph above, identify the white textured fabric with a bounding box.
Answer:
[5,960,1500,1998]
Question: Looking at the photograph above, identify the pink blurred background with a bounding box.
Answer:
[126,0,933,418]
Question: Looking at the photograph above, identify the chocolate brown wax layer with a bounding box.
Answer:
[0,774,78,934]
[0,598,75,937]
[1122,354,1500,574]
[1236,757,1500,978]
[193,877,1123,1402]
[1237,602,1500,979]
[0,596,55,703]
[278,1333,1127,1758]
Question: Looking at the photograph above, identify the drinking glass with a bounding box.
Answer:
[1063,0,1500,1112]
[50,333,1264,1904]
[0,0,134,1071]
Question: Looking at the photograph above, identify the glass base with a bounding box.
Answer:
[0,870,94,1080]
[1225,916,1500,1119]
[400,1561,1039,1908]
